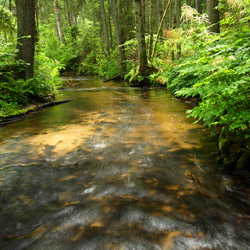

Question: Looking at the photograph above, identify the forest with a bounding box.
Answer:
[0,0,250,173]
[1,1,250,249]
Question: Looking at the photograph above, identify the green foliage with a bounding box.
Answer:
[95,55,121,78]
[125,68,142,83]
[0,41,27,81]
[34,52,62,97]
[165,13,250,138]
[76,18,127,78]
[38,21,81,73]
[0,41,62,117]
[0,6,15,41]
[124,66,153,86]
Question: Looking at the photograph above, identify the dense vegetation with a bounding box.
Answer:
[0,0,249,171]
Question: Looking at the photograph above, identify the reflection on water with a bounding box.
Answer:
[0,78,250,250]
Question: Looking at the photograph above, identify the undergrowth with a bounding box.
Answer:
[0,41,62,117]
[161,4,250,139]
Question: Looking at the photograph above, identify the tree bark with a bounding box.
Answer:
[100,0,110,56]
[148,0,154,62]
[141,0,146,29]
[35,0,39,43]
[107,0,113,49]
[168,1,175,61]
[134,0,148,73]
[175,0,181,59]
[53,0,63,43]
[110,0,126,68]
[169,1,173,29]
[175,0,181,28]
[207,0,220,33]
[15,0,36,80]
[196,0,202,14]
[117,1,126,53]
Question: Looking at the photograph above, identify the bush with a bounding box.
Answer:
[0,41,62,117]
[166,20,250,138]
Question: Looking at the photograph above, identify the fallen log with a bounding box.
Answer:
[35,99,71,110]
[103,71,129,82]
[0,99,71,127]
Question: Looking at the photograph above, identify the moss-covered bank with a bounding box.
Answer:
[217,128,250,177]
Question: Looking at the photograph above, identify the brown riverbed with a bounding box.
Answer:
[0,77,249,250]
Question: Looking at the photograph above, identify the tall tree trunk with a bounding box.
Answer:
[175,0,181,59]
[196,0,202,14]
[169,1,175,61]
[100,0,110,56]
[141,0,146,29]
[175,0,181,28]
[117,2,126,51]
[53,0,63,43]
[35,0,39,43]
[108,0,113,49]
[15,0,36,80]
[134,0,147,73]
[148,0,154,62]
[207,0,220,33]
[169,0,173,29]
[110,0,126,68]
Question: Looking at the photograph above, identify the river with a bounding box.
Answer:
[0,77,249,250]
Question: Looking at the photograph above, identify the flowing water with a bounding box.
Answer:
[0,78,249,250]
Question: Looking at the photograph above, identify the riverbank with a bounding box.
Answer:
[152,63,250,176]
[169,85,249,178]
[0,99,71,127]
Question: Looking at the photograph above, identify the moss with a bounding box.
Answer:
[237,150,250,170]
[126,66,157,87]
[218,128,231,156]
[217,127,250,173]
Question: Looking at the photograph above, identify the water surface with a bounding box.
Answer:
[0,78,249,250]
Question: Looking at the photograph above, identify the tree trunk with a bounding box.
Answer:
[35,0,39,43]
[141,0,146,29]
[207,0,220,33]
[100,0,110,56]
[169,1,173,29]
[117,2,126,52]
[134,0,148,72]
[175,0,181,28]
[148,0,154,62]
[110,0,126,68]
[169,1,175,61]
[108,0,113,49]
[175,0,181,59]
[196,0,202,14]
[15,0,36,80]
[53,0,63,43]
